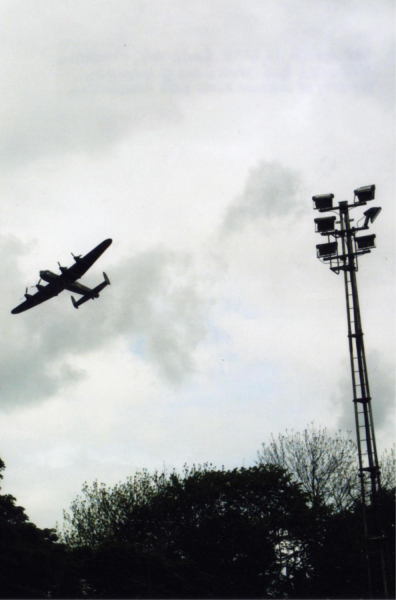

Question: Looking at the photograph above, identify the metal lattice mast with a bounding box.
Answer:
[339,203,381,505]
[312,186,388,599]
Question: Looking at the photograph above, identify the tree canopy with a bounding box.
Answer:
[0,459,78,599]
[61,463,313,598]
[1,425,394,599]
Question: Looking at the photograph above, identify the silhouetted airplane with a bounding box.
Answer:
[11,239,112,314]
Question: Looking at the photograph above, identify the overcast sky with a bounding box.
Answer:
[0,0,394,530]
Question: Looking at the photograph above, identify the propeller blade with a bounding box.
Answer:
[71,253,83,264]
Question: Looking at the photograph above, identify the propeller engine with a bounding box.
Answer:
[21,286,32,300]
[58,262,68,274]
[20,278,45,299]
[35,278,46,291]
[71,253,83,264]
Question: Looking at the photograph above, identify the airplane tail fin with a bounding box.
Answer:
[91,273,110,296]
[71,294,91,309]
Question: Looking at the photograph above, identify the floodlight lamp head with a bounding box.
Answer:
[316,241,338,258]
[314,216,337,233]
[312,193,334,210]
[355,234,376,250]
[363,206,381,226]
[354,184,375,203]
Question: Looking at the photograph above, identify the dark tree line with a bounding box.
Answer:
[61,464,314,598]
[0,458,77,598]
[0,428,394,598]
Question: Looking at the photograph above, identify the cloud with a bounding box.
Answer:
[1,159,305,414]
[0,0,393,536]
[221,161,302,233]
[1,0,393,172]
[92,248,212,382]
[0,349,86,412]
[0,2,189,169]
[334,351,395,446]
[2,242,213,411]
[0,234,88,410]
[2,160,304,412]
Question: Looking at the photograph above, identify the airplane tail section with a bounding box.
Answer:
[72,294,92,308]
[90,272,110,296]
[71,273,111,309]
[71,293,95,309]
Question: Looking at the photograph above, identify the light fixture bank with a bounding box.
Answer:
[312,184,380,271]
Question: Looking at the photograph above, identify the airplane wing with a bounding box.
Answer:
[64,239,112,281]
[11,285,59,314]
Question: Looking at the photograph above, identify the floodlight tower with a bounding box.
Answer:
[312,185,388,599]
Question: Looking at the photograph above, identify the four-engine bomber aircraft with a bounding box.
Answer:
[11,239,112,314]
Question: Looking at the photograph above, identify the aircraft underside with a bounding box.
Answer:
[11,239,112,314]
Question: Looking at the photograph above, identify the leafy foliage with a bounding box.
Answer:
[256,425,395,598]
[61,464,313,598]
[1,425,394,599]
[296,488,395,600]
[0,459,78,599]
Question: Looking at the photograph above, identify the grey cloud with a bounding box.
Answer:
[0,61,181,170]
[0,3,190,169]
[221,161,302,233]
[0,349,86,412]
[108,249,210,382]
[34,248,209,378]
[335,351,395,440]
[1,1,393,171]
[2,243,211,410]
[324,4,395,107]
[0,235,88,410]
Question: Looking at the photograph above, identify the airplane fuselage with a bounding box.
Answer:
[39,270,100,297]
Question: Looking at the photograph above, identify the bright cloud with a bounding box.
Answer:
[0,0,394,529]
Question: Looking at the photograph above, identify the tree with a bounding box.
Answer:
[257,426,395,598]
[0,458,78,599]
[59,425,395,599]
[379,445,396,490]
[257,424,395,511]
[61,464,313,598]
[292,488,395,600]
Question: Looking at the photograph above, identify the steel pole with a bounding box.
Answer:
[338,201,388,599]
